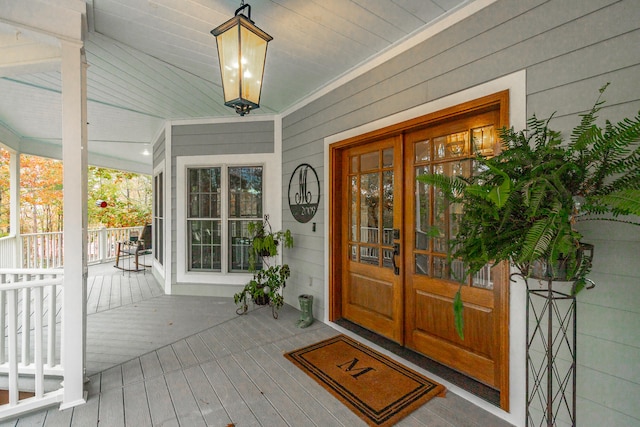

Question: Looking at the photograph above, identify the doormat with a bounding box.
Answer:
[284,334,446,426]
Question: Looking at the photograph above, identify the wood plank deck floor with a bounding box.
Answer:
[1,263,514,426]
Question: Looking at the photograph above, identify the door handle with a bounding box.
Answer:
[391,243,400,275]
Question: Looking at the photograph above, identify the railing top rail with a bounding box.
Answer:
[0,277,64,290]
[104,226,141,230]
[0,268,64,275]
[19,231,63,237]
[21,226,141,236]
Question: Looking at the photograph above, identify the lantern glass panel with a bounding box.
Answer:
[240,26,268,105]
[216,27,240,102]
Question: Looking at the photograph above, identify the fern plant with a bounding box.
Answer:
[417,84,640,337]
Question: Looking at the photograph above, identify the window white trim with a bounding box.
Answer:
[176,153,281,285]
[152,162,165,279]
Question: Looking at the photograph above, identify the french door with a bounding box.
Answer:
[341,136,404,344]
[331,92,510,408]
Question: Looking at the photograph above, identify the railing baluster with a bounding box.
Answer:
[0,274,6,365]
[7,287,18,407]
[47,283,57,367]
[21,283,31,367]
[34,286,44,398]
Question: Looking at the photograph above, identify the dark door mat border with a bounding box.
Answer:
[333,318,500,407]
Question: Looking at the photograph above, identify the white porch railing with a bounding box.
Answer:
[0,269,64,419]
[18,226,142,269]
[0,237,17,269]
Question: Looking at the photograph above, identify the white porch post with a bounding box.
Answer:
[9,151,20,267]
[60,41,88,409]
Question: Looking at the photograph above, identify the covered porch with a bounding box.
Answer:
[5,262,511,426]
[2,0,639,425]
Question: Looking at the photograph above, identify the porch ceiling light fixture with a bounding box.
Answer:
[211,1,273,116]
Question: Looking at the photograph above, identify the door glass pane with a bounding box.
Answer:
[447,132,467,157]
[448,161,470,246]
[450,259,466,282]
[351,156,358,173]
[360,246,379,265]
[382,170,394,246]
[415,165,430,251]
[415,254,429,276]
[383,248,393,269]
[432,165,447,254]
[472,125,496,156]
[414,140,430,162]
[350,244,357,261]
[434,136,446,160]
[433,256,447,279]
[472,263,494,289]
[382,148,393,168]
[360,151,378,171]
[351,176,357,241]
[360,173,379,244]
[434,132,468,159]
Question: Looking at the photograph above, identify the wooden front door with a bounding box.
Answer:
[402,110,509,392]
[332,92,510,408]
[341,136,404,344]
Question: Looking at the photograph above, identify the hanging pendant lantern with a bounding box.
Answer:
[211,1,273,116]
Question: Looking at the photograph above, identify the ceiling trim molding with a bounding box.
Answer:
[0,122,21,151]
[0,0,86,44]
[169,113,277,127]
[281,0,499,118]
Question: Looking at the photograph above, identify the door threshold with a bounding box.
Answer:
[334,318,500,407]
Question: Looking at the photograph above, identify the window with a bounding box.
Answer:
[153,169,164,265]
[228,166,263,271]
[187,165,263,273]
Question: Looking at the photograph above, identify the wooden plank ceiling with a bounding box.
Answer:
[0,0,468,171]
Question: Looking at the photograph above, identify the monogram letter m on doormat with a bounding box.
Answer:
[285,334,446,426]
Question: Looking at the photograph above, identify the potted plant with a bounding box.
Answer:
[417,84,640,426]
[418,83,640,330]
[234,214,294,318]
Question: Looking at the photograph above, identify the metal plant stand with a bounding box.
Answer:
[526,278,577,427]
[524,243,594,427]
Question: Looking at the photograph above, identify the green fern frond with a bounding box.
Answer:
[570,83,608,150]
[587,189,640,217]
[517,206,561,265]
[416,173,466,200]
[453,287,464,339]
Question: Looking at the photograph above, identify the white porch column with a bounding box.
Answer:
[60,41,88,409]
[9,151,20,267]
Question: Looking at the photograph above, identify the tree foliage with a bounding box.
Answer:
[0,151,151,235]
[88,166,152,228]
[20,154,64,233]
[0,148,10,236]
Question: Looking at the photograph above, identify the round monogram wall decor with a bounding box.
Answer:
[288,163,320,223]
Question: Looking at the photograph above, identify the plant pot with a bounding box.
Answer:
[257,240,279,257]
[529,243,594,281]
[253,293,270,306]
